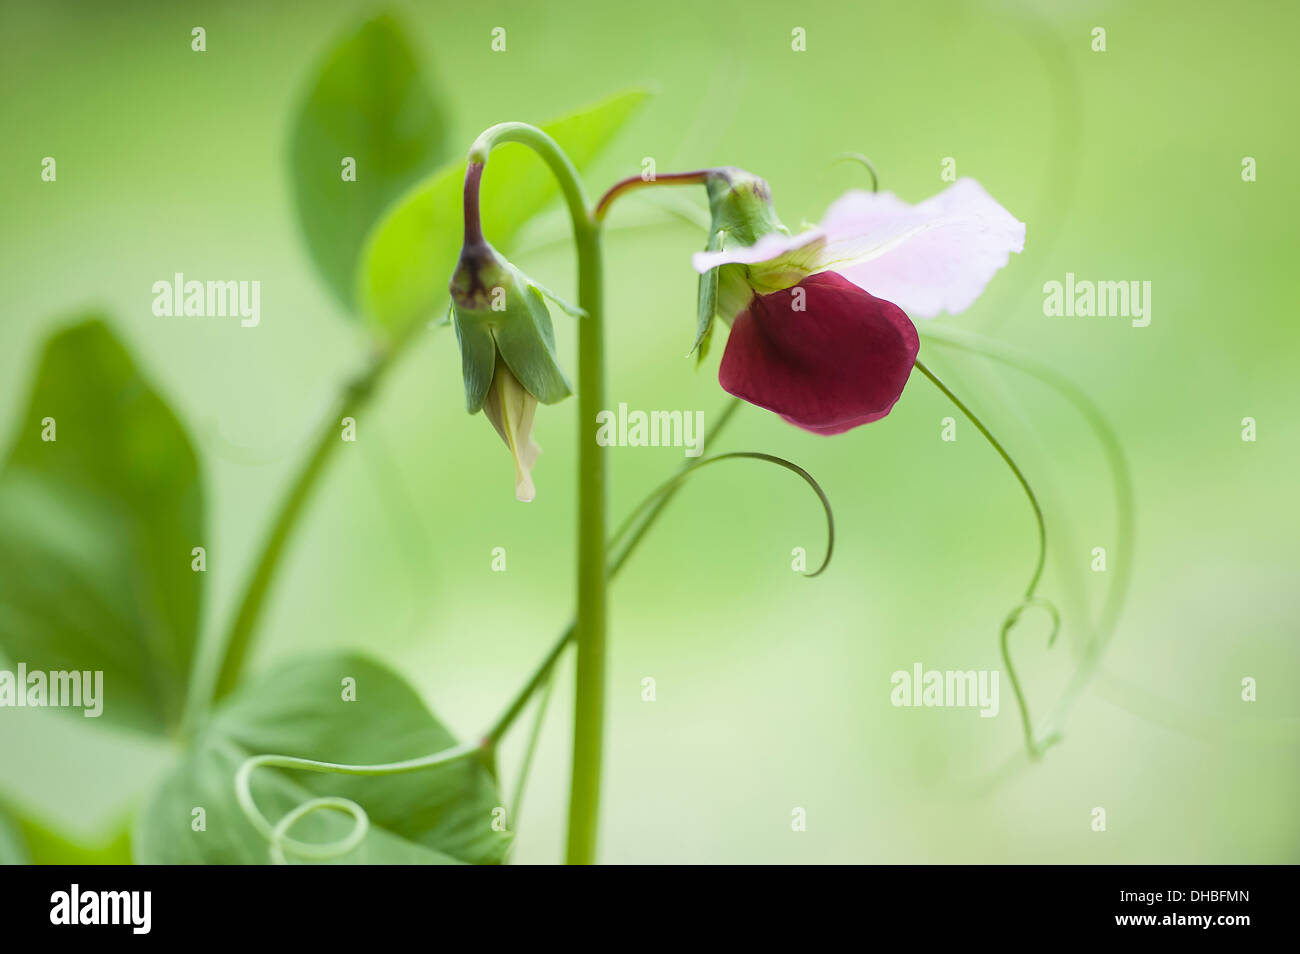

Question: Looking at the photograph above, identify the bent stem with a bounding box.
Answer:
[832,152,880,194]
[467,122,607,864]
[593,170,712,222]
[912,358,1059,760]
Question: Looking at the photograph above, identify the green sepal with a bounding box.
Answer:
[695,320,715,366]
[531,279,587,320]
[689,169,794,361]
[493,279,573,405]
[691,228,726,358]
[450,247,573,410]
[453,312,496,413]
[434,301,453,328]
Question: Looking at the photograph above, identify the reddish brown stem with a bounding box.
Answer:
[462,161,485,245]
[592,169,711,221]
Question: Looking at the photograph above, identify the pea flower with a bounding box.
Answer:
[692,169,1025,434]
[450,239,576,501]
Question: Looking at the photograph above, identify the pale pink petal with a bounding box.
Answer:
[824,178,1025,318]
[691,229,821,273]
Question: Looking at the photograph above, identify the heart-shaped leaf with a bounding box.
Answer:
[358,88,648,337]
[134,653,510,864]
[290,13,451,309]
[0,319,204,735]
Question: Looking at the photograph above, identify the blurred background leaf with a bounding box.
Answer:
[290,12,451,310]
[359,88,648,336]
[135,653,508,864]
[0,319,203,735]
[0,801,132,864]
[0,807,27,864]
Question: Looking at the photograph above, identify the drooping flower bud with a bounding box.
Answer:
[450,238,575,501]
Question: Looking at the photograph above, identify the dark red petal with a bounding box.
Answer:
[718,271,919,434]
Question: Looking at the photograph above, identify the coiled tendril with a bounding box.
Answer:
[235,744,477,864]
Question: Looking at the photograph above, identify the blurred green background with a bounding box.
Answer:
[1,0,1297,863]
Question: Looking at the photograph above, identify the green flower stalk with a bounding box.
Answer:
[452,126,609,864]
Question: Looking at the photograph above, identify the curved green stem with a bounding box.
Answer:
[914,359,1047,598]
[509,667,556,832]
[486,622,575,749]
[468,123,607,865]
[606,397,743,575]
[912,358,1059,760]
[608,451,834,577]
[832,152,879,193]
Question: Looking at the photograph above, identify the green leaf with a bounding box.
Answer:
[452,313,497,413]
[0,319,203,734]
[359,88,648,338]
[290,13,451,310]
[135,653,510,865]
